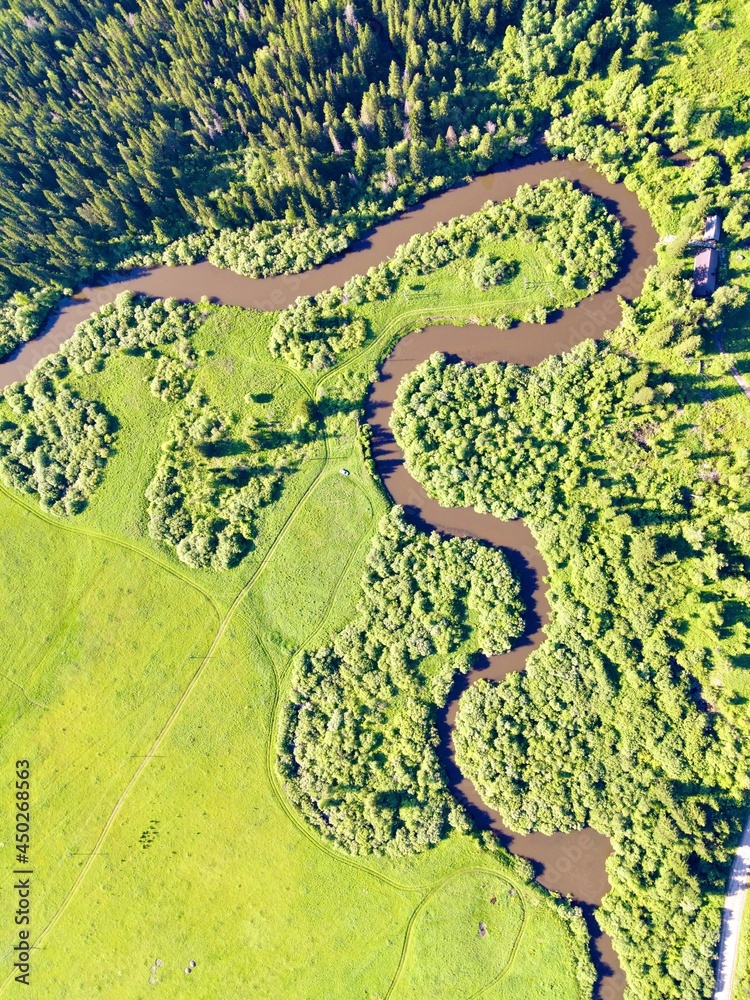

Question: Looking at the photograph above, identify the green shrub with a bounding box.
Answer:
[0,284,66,361]
[149,355,193,402]
[0,358,113,514]
[278,507,523,856]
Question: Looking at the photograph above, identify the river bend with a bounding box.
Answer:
[1,154,659,1000]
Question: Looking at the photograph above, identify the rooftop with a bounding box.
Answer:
[694,246,719,297]
[704,214,722,243]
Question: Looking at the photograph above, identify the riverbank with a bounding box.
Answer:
[1,155,654,391]
[362,161,656,1000]
[0,154,659,1000]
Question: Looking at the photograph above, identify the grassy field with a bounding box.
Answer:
[737,905,750,999]
[0,248,593,998]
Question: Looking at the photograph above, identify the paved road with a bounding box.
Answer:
[714,813,750,1000]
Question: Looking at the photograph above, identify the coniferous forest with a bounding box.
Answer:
[2,2,750,1000]
[0,0,643,295]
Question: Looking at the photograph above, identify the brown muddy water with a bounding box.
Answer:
[368,332,614,999]
[2,154,649,388]
[0,153,658,999]
[363,164,656,1000]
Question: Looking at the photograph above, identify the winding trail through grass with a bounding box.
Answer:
[0,481,223,620]
[254,473,429,894]
[383,867,527,1000]
[0,671,49,710]
[0,431,335,992]
[2,390,510,997]
[254,492,534,1000]
[1,292,592,997]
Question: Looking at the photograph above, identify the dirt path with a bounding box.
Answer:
[705,333,750,1000]
[0,448,335,993]
[714,813,750,1000]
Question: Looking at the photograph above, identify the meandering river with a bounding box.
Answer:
[364,161,656,1000]
[0,153,658,1000]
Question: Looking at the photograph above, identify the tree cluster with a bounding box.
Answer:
[127,217,359,278]
[59,291,198,374]
[391,279,750,999]
[149,355,193,402]
[0,292,204,516]
[0,357,113,514]
[0,283,65,361]
[0,286,317,563]
[389,177,622,291]
[617,269,745,361]
[278,506,523,856]
[268,286,369,370]
[542,6,750,239]
[392,342,636,522]
[146,390,285,571]
[206,219,358,277]
[0,0,643,297]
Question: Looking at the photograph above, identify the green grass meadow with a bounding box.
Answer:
[0,286,589,998]
[737,907,750,1000]
[4,3,750,998]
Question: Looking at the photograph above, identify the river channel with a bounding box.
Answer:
[0,153,658,999]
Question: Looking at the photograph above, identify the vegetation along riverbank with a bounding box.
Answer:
[0,167,626,1000]
[1,2,749,1000]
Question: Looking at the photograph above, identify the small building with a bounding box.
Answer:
[704,214,722,243]
[694,247,719,297]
